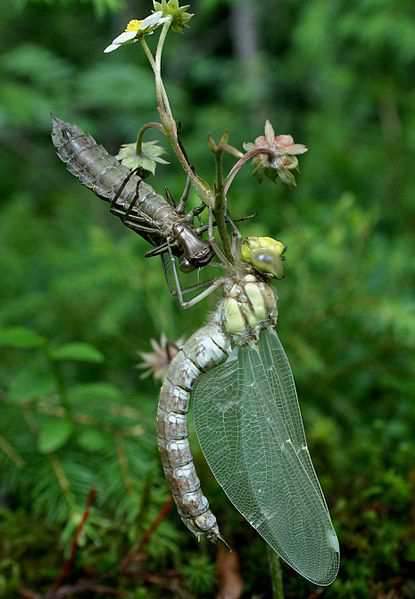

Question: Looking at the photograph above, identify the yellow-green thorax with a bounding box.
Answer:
[240,236,286,280]
[222,275,277,342]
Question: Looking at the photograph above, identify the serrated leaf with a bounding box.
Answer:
[51,342,104,363]
[116,141,168,176]
[37,419,73,453]
[68,382,122,403]
[77,428,109,452]
[0,326,47,349]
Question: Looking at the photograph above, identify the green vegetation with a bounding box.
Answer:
[1,0,415,596]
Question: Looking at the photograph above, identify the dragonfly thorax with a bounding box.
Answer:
[220,274,277,344]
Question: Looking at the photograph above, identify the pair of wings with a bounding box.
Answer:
[193,328,339,586]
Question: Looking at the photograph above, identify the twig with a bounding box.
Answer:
[117,496,174,572]
[41,578,103,599]
[50,488,97,591]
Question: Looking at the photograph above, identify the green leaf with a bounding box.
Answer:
[116,141,169,177]
[51,342,104,363]
[0,326,47,349]
[9,370,55,401]
[37,419,73,454]
[68,382,122,403]
[77,428,109,452]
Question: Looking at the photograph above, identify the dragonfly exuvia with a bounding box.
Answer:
[51,115,214,276]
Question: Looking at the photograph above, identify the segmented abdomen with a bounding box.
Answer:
[51,115,179,237]
[157,322,231,541]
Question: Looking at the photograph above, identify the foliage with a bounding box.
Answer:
[1,0,415,597]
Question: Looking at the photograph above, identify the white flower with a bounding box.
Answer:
[104,12,170,53]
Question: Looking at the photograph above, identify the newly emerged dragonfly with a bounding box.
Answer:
[51,116,214,281]
[157,236,340,586]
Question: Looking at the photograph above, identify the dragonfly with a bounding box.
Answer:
[51,115,215,283]
[157,235,340,586]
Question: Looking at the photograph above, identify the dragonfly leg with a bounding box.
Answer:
[226,212,243,259]
[196,213,256,235]
[176,176,192,215]
[145,240,179,258]
[110,167,139,209]
[171,278,218,297]
[183,201,206,224]
[122,178,142,220]
[124,222,160,234]
[112,178,160,233]
[208,208,233,270]
[167,239,224,308]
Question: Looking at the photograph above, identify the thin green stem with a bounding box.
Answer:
[155,21,173,119]
[169,136,213,206]
[150,20,212,206]
[140,38,156,71]
[214,149,232,262]
[135,121,166,155]
[267,547,284,599]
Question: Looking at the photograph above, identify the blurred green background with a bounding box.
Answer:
[1,0,415,597]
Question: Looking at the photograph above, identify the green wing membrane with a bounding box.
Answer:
[193,328,339,586]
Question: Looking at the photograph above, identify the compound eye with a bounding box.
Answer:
[250,249,284,279]
[179,257,195,273]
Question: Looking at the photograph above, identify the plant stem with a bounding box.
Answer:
[141,37,173,123]
[135,121,166,155]
[224,146,277,196]
[155,21,174,119]
[267,547,284,599]
[150,21,214,207]
[214,149,233,262]
[140,37,156,71]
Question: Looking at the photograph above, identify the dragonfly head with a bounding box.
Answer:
[172,223,214,269]
[178,256,195,273]
[240,236,286,279]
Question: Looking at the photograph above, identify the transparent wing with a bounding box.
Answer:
[193,328,339,586]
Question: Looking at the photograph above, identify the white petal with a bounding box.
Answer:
[140,11,163,28]
[104,43,121,53]
[139,11,170,29]
[112,30,137,44]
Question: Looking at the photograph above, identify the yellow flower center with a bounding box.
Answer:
[125,19,143,33]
